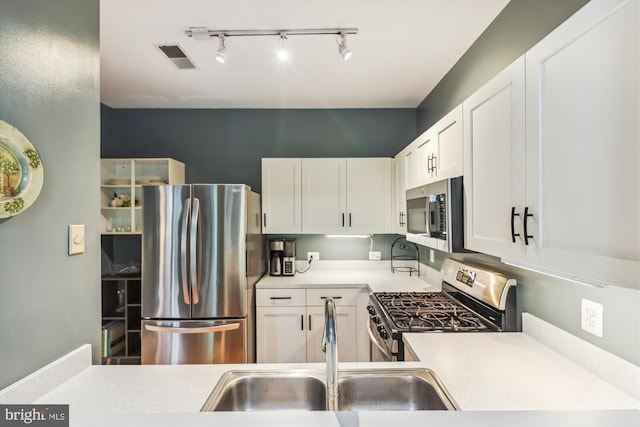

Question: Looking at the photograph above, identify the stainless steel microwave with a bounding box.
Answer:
[406,177,465,253]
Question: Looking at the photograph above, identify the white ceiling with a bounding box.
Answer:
[100,0,509,109]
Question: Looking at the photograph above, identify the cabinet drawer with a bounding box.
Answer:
[256,288,306,306]
[305,288,360,306]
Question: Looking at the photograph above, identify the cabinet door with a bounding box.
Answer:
[433,104,463,181]
[463,56,526,259]
[393,156,407,234]
[306,305,357,363]
[524,0,639,288]
[261,158,302,233]
[256,306,307,363]
[346,158,392,234]
[415,132,435,187]
[404,149,417,190]
[301,158,347,234]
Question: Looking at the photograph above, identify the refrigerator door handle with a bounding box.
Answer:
[189,197,201,305]
[144,323,240,334]
[180,198,192,305]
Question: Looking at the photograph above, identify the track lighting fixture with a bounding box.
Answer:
[215,35,227,64]
[337,32,352,61]
[186,27,358,64]
[277,33,289,62]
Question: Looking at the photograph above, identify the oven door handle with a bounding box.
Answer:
[367,320,394,360]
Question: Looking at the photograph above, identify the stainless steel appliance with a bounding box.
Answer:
[368,259,518,361]
[406,177,465,253]
[269,239,296,276]
[141,184,264,364]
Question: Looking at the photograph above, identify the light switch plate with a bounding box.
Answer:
[68,224,85,255]
[368,251,381,260]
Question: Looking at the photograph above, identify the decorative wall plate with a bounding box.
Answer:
[0,121,44,218]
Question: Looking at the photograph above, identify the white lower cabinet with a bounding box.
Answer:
[256,306,307,363]
[256,287,367,363]
[306,305,357,363]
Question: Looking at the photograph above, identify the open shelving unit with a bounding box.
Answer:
[100,158,185,365]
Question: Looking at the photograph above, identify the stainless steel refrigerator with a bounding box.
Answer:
[141,184,264,364]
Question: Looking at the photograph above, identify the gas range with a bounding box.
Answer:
[367,259,519,361]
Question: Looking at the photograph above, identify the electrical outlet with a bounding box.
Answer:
[581,298,603,337]
[369,251,381,260]
[307,252,319,261]
[429,249,435,263]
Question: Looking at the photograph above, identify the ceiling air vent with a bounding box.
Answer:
[156,44,196,69]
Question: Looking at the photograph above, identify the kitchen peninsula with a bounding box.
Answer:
[1,263,638,427]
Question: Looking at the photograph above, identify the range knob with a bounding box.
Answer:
[372,316,381,325]
[377,325,389,339]
[378,326,389,340]
[366,305,376,315]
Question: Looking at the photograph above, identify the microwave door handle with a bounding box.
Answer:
[189,197,200,305]
[180,198,191,305]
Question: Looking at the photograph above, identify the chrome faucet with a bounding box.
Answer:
[322,297,338,411]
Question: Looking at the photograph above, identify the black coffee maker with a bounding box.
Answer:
[269,239,296,276]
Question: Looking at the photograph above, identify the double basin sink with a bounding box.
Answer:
[201,368,458,411]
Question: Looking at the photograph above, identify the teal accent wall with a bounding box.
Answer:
[0,0,101,388]
[100,107,417,193]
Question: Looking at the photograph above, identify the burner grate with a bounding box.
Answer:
[374,292,490,332]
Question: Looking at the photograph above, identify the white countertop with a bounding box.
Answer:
[255,260,440,293]
[3,264,639,426]
[404,332,639,411]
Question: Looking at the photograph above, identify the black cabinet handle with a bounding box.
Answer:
[320,296,342,300]
[349,213,352,227]
[342,213,345,227]
[308,315,311,331]
[523,207,534,246]
[510,207,520,243]
[301,315,304,331]
[270,296,292,300]
[431,155,437,174]
[263,213,267,228]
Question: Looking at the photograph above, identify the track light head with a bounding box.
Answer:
[277,33,289,62]
[337,32,352,61]
[215,35,227,64]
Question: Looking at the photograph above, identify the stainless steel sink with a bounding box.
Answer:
[338,369,455,411]
[200,368,458,411]
[201,370,327,411]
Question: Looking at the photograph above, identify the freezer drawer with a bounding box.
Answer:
[141,319,247,364]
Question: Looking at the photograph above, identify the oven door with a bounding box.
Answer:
[367,317,395,362]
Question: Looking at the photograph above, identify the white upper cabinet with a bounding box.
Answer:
[463,56,526,260]
[261,158,302,233]
[301,158,392,234]
[345,158,393,234]
[405,104,463,190]
[431,105,464,181]
[463,0,639,289]
[301,158,347,234]
[392,155,407,234]
[522,0,639,288]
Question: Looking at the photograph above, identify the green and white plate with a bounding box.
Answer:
[0,120,44,218]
